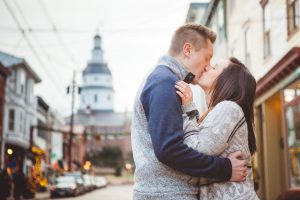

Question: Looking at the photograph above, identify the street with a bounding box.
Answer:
[51,185,133,200]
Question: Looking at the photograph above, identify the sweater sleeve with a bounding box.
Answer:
[183,101,245,156]
[140,75,232,180]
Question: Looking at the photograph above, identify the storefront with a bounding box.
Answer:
[4,144,26,173]
[284,79,300,188]
[254,47,300,200]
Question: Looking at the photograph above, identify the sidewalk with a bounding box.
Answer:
[105,174,134,185]
[34,191,49,200]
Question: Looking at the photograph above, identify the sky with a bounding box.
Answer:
[0,0,208,117]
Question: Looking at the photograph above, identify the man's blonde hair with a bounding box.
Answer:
[168,23,216,56]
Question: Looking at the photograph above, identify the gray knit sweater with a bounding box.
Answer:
[182,101,259,200]
[131,56,199,200]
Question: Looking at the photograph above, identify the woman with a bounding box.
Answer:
[175,57,259,200]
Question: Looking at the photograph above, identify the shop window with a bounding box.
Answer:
[284,79,300,188]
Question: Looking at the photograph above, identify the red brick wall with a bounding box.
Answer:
[86,133,132,160]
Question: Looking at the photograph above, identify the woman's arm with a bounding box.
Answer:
[183,101,245,156]
[175,81,245,156]
[176,81,247,185]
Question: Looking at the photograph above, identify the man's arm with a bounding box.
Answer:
[140,74,232,180]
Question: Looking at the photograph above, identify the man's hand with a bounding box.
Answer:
[228,151,247,182]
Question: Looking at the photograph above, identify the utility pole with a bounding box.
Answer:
[67,70,76,172]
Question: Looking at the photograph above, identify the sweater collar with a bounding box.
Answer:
[157,54,189,80]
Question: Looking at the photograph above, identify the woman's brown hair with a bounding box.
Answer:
[205,57,257,155]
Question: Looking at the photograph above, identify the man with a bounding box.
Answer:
[131,24,247,200]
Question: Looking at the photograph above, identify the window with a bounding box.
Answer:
[263,3,271,58]
[8,109,15,131]
[20,112,23,132]
[287,0,299,35]
[94,94,98,103]
[230,0,236,15]
[107,134,115,140]
[215,0,226,44]
[37,120,46,139]
[20,70,26,97]
[107,95,111,101]
[244,27,251,67]
[21,84,24,96]
[10,71,16,91]
[23,115,26,136]
[25,79,29,103]
[26,80,33,104]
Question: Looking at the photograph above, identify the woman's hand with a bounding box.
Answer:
[175,80,193,105]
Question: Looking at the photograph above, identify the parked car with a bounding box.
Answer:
[63,172,85,194]
[82,175,95,191]
[50,176,80,198]
[94,176,107,188]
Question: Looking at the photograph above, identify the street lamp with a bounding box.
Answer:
[7,148,13,155]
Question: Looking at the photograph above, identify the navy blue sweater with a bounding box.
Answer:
[140,65,232,181]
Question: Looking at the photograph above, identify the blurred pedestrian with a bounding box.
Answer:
[0,168,12,200]
[12,166,26,200]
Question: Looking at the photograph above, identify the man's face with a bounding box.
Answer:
[185,40,213,85]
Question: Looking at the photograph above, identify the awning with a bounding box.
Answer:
[256,47,300,97]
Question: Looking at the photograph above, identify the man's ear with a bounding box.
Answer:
[182,43,192,57]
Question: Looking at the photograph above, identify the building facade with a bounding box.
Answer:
[62,125,86,171]
[187,0,300,199]
[0,51,41,176]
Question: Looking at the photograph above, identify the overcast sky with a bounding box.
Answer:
[0,0,208,117]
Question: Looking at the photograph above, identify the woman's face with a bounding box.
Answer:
[198,59,230,92]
